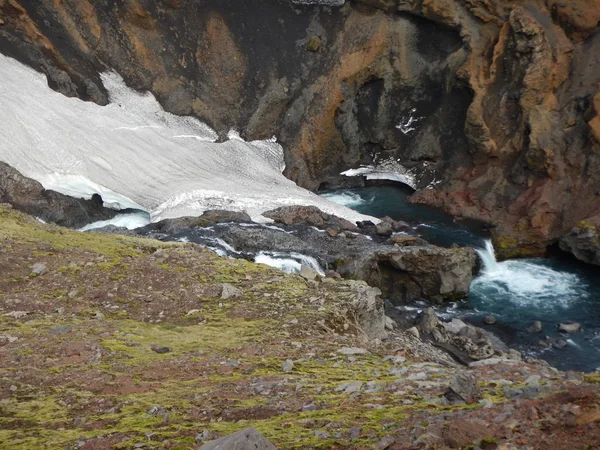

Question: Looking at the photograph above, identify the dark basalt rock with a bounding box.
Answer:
[141,210,252,235]
[0,162,120,229]
[263,205,358,232]
[138,205,477,303]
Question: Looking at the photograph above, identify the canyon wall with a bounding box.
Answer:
[0,0,599,256]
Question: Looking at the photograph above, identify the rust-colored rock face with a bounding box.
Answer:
[0,0,599,255]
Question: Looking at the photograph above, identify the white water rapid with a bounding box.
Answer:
[473,240,582,310]
[0,54,374,226]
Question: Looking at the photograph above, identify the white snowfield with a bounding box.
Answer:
[0,54,374,225]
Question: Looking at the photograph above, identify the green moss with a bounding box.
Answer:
[101,318,269,366]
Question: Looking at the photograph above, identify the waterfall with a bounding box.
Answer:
[472,240,581,309]
[476,239,500,273]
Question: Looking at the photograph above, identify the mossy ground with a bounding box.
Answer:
[1,205,599,449]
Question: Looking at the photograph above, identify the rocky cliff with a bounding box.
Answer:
[1,0,599,257]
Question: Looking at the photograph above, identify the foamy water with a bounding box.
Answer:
[473,240,582,310]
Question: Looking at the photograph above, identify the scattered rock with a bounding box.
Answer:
[416,308,439,333]
[527,320,543,333]
[326,227,339,237]
[199,427,276,450]
[483,315,497,325]
[220,283,241,299]
[558,322,581,333]
[443,318,467,335]
[384,315,396,331]
[336,381,363,393]
[338,347,369,355]
[151,345,171,354]
[444,371,482,404]
[299,264,319,280]
[31,263,47,276]
[375,221,393,236]
[281,359,294,373]
[4,311,29,319]
[375,435,396,449]
[0,18,4,26]
[314,430,330,440]
[301,402,319,412]
[147,405,170,419]
[50,326,72,335]
[0,335,18,346]
[406,327,420,339]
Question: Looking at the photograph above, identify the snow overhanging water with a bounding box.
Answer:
[0,54,374,226]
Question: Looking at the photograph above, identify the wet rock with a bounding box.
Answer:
[151,345,171,354]
[558,321,581,333]
[527,320,543,333]
[199,428,276,450]
[483,315,497,325]
[31,263,47,276]
[444,371,482,404]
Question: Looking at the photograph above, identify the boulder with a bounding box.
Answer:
[444,371,482,404]
[416,308,439,333]
[263,205,358,232]
[199,428,276,450]
[325,281,387,340]
[483,315,497,325]
[299,264,319,280]
[557,321,581,333]
[526,320,543,333]
[375,221,393,236]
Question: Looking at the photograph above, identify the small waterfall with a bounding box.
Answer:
[476,239,500,273]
